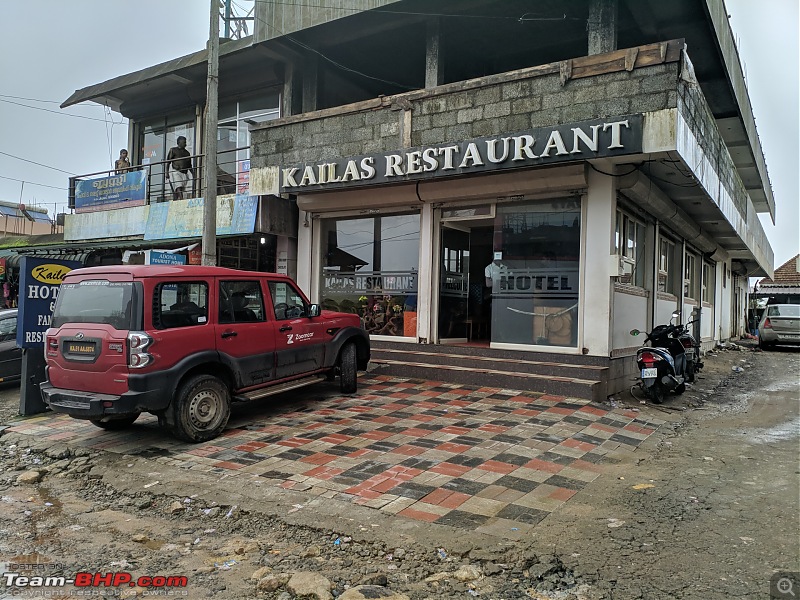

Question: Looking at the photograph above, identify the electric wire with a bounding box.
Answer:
[0,98,126,124]
[0,151,76,175]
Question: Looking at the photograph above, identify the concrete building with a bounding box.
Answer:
[48,0,775,398]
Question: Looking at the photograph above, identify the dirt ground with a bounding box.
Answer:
[0,341,797,600]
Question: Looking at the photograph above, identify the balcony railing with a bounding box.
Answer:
[68,146,250,211]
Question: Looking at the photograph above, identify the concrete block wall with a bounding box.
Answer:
[251,61,682,170]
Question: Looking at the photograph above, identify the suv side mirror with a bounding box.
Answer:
[308,304,321,318]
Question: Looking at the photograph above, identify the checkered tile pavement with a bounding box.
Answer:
[6,375,663,537]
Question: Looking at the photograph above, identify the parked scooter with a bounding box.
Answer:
[677,315,703,383]
[630,312,688,403]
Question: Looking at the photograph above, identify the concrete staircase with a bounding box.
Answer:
[369,341,609,402]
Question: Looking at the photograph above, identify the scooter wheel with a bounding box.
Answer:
[645,385,665,404]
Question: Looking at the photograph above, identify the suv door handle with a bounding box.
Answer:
[221,331,238,338]
[279,325,292,332]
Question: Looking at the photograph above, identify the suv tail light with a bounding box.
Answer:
[127,332,153,369]
[762,318,772,329]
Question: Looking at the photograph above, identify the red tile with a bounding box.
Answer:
[477,460,518,474]
[589,423,619,434]
[561,439,596,452]
[439,491,471,509]
[371,479,400,493]
[214,461,244,470]
[401,427,432,437]
[398,507,440,522]
[320,433,353,444]
[435,442,472,453]
[389,445,426,456]
[478,424,509,434]
[303,466,344,479]
[511,408,541,417]
[523,458,564,473]
[579,406,608,417]
[420,488,453,505]
[538,394,566,403]
[362,430,393,441]
[347,449,371,458]
[373,415,400,424]
[509,395,539,403]
[549,487,577,501]
[430,462,471,477]
[276,437,312,447]
[440,426,471,435]
[408,414,436,422]
[356,489,382,500]
[545,407,574,416]
[299,453,337,465]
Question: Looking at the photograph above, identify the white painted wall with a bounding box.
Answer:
[701,305,714,340]
[582,166,616,356]
[656,297,678,326]
[612,290,648,350]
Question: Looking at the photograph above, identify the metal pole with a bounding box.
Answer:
[202,0,220,266]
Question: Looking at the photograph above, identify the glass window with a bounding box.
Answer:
[685,253,699,299]
[615,210,645,287]
[702,262,714,303]
[217,92,280,194]
[0,316,16,341]
[658,238,677,295]
[53,281,136,330]
[155,282,208,329]
[219,281,264,323]
[319,213,420,337]
[490,199,581,347]
[268,281,308,320]
[139,117,196,203]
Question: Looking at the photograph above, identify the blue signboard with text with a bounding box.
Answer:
[16,256,82,348]
[74,170,148,213]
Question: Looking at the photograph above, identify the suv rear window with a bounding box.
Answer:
[52,281,137,330]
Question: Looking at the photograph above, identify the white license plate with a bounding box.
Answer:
[684,349,694,359]
[641,368,658,378]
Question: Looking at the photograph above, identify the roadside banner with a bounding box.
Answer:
[74,170,148,213]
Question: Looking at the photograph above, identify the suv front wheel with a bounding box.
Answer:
[170,375,231,442]
[339,342,358,394]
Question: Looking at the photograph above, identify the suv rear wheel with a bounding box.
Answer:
[90,413,140,430]
[170,375,231,442]
[339,342,358,394]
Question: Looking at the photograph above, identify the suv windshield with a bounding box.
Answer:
[52,281,137,330]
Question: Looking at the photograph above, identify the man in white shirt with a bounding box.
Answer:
[484,255,509,288]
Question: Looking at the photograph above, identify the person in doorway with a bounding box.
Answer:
[484,254,509,288]
[114,149,131,174]
[165,136,195,200]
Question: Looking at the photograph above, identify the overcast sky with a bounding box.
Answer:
[0,1,797,268]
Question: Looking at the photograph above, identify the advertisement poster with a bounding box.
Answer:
[148,251,187,265]
[16,257,82,348]
[237,159,250,194]
[74,170,148,213]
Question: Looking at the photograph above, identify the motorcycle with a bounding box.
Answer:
[677,314,703,383]
[630,312,689,403]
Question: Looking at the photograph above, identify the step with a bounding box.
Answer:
[371,340,609,366]
[371,347,608,381]
[369,358,605,403]
[234,374,327,402]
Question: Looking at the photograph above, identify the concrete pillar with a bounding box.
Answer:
[302,53,319,113]
[425,18,444,89]
[583,163,617,355]
[282,62,302,117]
[588,0,618,55]
[416,203,435,343]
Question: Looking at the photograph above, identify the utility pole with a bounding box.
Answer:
[202,0,220,266]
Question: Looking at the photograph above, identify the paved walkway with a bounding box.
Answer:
[6,375,663,538]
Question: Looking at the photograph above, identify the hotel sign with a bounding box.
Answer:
[281,115,643,192]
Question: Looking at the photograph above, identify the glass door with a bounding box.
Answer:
[438,225,470,340]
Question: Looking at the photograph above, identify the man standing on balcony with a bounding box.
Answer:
[165,136,195,200]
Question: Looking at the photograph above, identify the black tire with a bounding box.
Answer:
[90,413,140,430]
[170,375,231,443]
[759,338,772,351]
[686,361,695,383]
[675,382,686,394]
[339,342,358,394]
[645,384,665,404]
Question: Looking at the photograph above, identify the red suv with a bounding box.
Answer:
[41,265,370,442]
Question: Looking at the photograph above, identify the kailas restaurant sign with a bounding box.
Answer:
[280,115,643,192]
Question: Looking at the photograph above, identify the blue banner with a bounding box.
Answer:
[17,257,82,348]
[144,194,258,240]
[74,170,148,213]
[149,251,187,265]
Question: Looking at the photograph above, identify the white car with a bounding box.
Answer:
[758,304,800,349]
